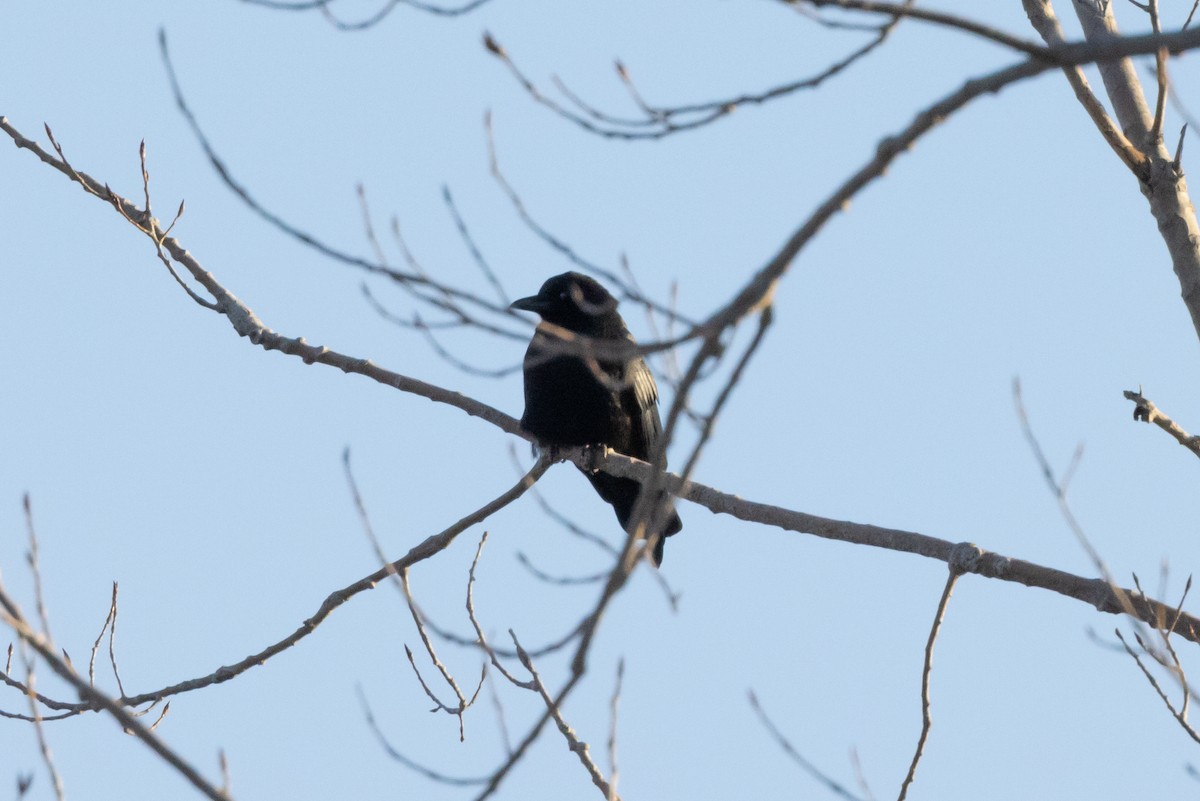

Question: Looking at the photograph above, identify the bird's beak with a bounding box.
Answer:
[510,295,547,313]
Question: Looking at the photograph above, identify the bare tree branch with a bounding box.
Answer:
[1022,0,1149,173]
[0,585,229,801]
[510,632,619,800]
[482,7,905,141]
[2,448,549,717]
[157,31,517,323]
[483,113,695,327]
[705,26,1200,356]
[7,21,1200,764]
[343,448,487,740]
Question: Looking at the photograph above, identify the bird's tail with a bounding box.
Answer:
[585,472,682,567]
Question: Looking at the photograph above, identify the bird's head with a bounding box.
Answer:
[510,272,619,334]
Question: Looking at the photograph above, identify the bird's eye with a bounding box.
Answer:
[559,291,569,300]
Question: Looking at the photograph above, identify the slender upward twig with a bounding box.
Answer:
[1147,0,1170,144]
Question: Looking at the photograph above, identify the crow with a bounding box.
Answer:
[511,272,682,565]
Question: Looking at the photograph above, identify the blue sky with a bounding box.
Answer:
[4,1,1200,799]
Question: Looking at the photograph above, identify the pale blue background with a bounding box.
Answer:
[4,1,1200,799]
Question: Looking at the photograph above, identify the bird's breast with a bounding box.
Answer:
[520,340,630,448]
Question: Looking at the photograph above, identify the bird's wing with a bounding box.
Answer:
[623,356,664,462]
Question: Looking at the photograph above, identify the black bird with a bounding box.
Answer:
[511,272,682,565]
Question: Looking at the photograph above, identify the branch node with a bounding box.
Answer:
[948,541,983,574]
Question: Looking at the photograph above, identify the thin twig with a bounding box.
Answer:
[357,685,491,786]
[107,581,127,699]
[507,444,681,608]
[21,644,65,801]
[1014,380,1134,621]
[1147,0,1170,144]
[1116,628,1200,743]
[515,552,608,586]
[850,747,878,801]
[486,671,514,756]
[400,569,475,733]
[606,658,624,801]
[22,495,54,647]
[471,672,585,801]
[511,631,619,799]
[89,583,119,688]
[0,585,229,801]
[158,31,515,322]
[443,185,509,305]
[343,449,509,738]
[896,568,960,801]
[464,534,530,689]
[247,0,493,26]
[218,750,231,797]
[484,6,905,141]
[748,690,864,801]
[483,112,694,328]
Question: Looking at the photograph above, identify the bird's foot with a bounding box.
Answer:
[581,443,611,474]
[539,443,570,464]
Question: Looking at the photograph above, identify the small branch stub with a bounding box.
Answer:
[1123,389,1200,459]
